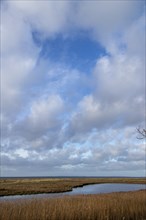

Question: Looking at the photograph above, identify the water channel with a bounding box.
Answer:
[0,183,145,201]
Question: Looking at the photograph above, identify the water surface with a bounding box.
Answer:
[0,183,145,201]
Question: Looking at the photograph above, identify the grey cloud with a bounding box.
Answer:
[9,0,71,37]
[94,55,144,101]
[75,1,144,44]
[1,134,145,177]
[1,1,145,176]
[13,95,64,141]
[7,0,144,43]
[67,42,144,137]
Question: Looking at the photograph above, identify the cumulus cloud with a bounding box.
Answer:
[1,1,38,125]
[75,1,144,43]
[68,53,144,135]
[14,94,65,141]
[1,127,145,176]
[8,0,71,37]
[1,0,145,176]
[67,10,145,138]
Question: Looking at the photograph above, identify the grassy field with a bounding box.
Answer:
[0,190,146,220]
[0,177,146,196]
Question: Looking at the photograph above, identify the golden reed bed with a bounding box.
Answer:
[0,190,146,220]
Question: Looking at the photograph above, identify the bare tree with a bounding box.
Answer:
[137,127,146,139]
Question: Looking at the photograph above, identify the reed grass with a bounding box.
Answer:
[0,177,145,196]
[0,190,145,220]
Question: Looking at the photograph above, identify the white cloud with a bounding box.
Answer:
[123,14,145,59]
[1,1,145,176]
[8,0,71,37]
[1,128,145,176]
[14,94,65,141]
[29,95,64,129]
[1,3,35,56]
[15,149,29,159]
[1,55,35,116]
[1,1,38,124]
[68,10,145,136]
[75,1,144,42]
[95,54,144,101]
[5,1,144,43]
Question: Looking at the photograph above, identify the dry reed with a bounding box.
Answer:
[0,190,146,220]
[1,177,145,196]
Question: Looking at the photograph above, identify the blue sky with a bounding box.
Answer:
[33,31,106,73]
[1,0,145,177]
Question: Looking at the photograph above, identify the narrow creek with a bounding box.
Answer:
[0,183,145,201]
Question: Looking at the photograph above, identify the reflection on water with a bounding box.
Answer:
[66,183,146,195]
[0,183,145,201]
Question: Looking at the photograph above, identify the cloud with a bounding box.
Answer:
[67,11,145,137]
[94,54,144,99]
[14,94,65,141]
[75,1,144,42]
[68,53,144,135]
[1,1,145,176]
[122,14,145,59]
[1,127,145,176]
[1,2,35,55]
[8,0,71,37]
[6,0,144,43]
[1,1,38,125]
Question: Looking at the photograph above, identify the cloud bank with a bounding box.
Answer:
[1,0,145,177]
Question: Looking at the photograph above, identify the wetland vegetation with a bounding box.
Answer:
[0,190,146,220]
[0,177,146,196]
[0,177,145,220]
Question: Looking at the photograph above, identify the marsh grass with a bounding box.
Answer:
[0,190,146,220]
[0,177,146,196]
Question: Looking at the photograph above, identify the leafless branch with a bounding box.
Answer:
[137,127,146,139]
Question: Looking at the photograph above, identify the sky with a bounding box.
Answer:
[0,0,145,177]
